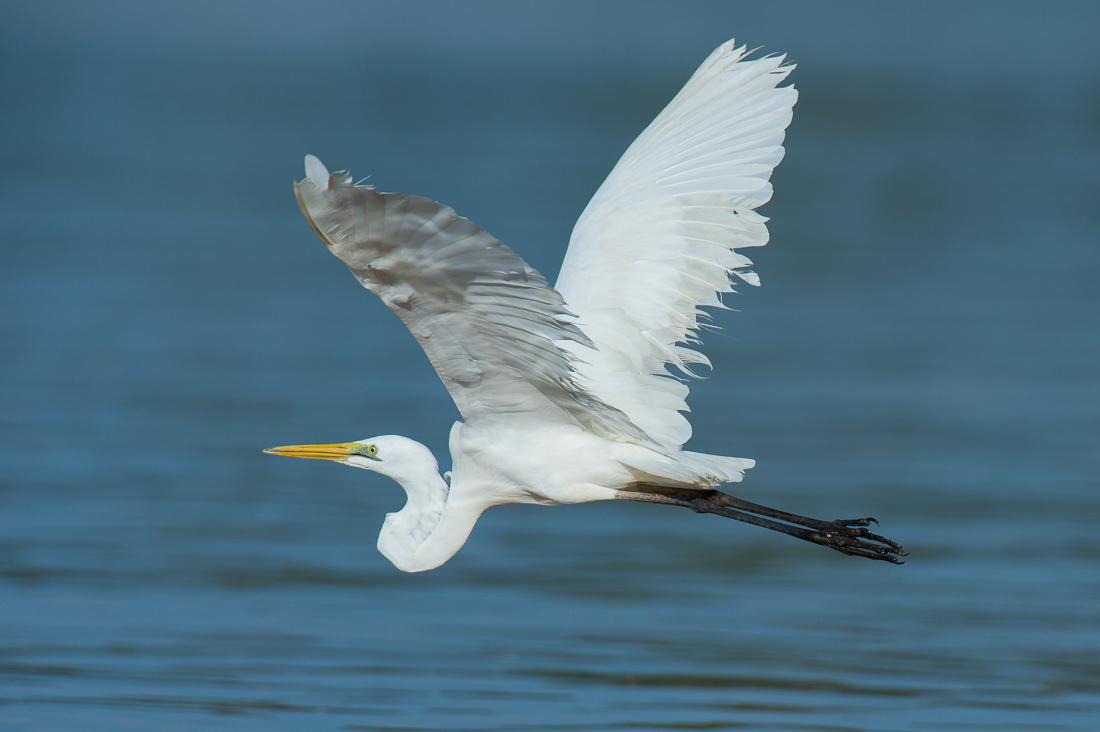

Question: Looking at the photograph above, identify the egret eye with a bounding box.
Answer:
[366,444,379,457]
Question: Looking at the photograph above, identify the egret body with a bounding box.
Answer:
[266,40,904,571]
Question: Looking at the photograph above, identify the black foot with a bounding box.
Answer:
[797,515,906,563]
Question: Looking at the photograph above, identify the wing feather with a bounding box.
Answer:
[295,157,644,439]
[556,40,796,449]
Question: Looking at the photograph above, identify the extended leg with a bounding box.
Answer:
[617,483,906,563]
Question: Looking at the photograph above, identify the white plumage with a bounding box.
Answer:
[558,46,795,448]
[267,40,904,571]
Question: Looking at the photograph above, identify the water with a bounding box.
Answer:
[2,2,1099,730]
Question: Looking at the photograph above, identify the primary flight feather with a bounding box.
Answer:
[267,40,904,572]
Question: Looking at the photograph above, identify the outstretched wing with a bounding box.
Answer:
[556,40,797,450]
[295,156,645,439]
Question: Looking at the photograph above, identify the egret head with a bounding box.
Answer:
[267,434,459,573]
[264,434,441,484]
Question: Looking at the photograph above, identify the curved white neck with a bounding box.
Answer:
[376,471,484,572]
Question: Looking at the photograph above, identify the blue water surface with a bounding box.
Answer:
[2,2,1099,730]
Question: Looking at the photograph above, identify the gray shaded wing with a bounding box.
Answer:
[294,156,643,439]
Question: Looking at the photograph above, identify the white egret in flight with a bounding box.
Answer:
[266,40,904,571]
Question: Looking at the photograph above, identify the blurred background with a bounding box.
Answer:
[2,2,1098,730]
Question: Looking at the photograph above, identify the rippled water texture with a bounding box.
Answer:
[2,2,1099,730]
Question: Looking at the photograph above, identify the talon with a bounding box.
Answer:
[810,520,906,563]
[834,517,878,528]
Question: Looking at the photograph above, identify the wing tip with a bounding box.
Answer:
[304,154,331,191]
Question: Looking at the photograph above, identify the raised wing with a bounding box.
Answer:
[295,156,645,439]
[556,41,797,450]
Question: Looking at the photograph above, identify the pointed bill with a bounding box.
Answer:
[264,442,377,461]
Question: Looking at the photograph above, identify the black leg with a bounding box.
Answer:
[617,483,906,563]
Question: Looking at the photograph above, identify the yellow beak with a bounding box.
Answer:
[264,442,364,461]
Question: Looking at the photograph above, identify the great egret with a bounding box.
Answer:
[266,40,904,572]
